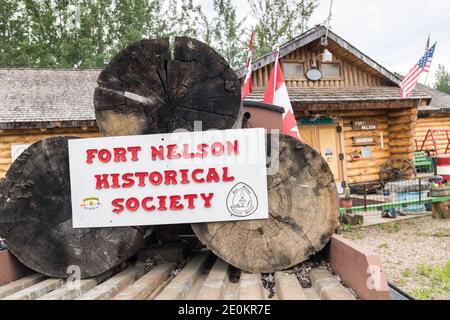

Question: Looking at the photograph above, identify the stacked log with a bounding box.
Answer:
[387,108,417,160]
[0,128,99,178]
[94,37,241,135]
[192,134,339,272]
[415,114,450,153]
[0,37,339,277]
[342,110,390,184]
[0,137,148,278]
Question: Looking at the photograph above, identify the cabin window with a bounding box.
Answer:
[320,62,341,79]
[282,61,305,79]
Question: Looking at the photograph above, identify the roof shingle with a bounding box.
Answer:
[0,68,99,128]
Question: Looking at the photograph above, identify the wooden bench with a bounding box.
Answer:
[413,151,433,173]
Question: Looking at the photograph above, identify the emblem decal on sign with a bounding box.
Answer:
[80,197,102,211]
[226,182,258,217]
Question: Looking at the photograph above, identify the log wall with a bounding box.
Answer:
[251,44,390,89]
[341,110,390,184]
[415,113,450,153]
[298,107,418,185]
[0,127,100,178]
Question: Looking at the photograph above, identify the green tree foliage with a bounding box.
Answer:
[0,0,319,69]
[248,0,318,59]
[434,64,450,94]
[211,0,247,68]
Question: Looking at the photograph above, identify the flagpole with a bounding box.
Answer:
[417,71,431,108]
[273,49,279,96]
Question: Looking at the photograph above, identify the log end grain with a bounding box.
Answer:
[0,137,149,278]
[94,37,241,136]
[192,134,340,273]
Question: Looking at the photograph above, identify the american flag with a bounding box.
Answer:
[400,42,436,98]
[423,35,432,73]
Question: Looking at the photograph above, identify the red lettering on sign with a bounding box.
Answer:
[112,198,124,213]
[184,194,198,209]
[125,197,139,212]
[121,173,134,188]
[95,174,110,189]
[169,195,183,210]
[182,144,195,158]
[149,171,163,185]
[200,193,214,208]
[179,169,189,184]
[135,172,148,187]
[164,170,178,185]
[113,148,127,162]
[222,167,235,182]
[167,144,181,159]
[206,168,220,183]
[196,143,209,158]
[127,146,141,161]
[227,140,239,155]
[157,196,167,211]
[98,149,111,163]
[142,197,155,211]
[110,173,120,188]
[151,146,164,161]
[192,169,205,183]
[86,149,98,164]
[211,142,225,156]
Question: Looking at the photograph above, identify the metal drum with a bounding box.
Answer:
[435,154,450,181]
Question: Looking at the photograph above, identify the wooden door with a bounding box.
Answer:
[299,124,344,182]
[298,126,316,147]
[317,126,341,181]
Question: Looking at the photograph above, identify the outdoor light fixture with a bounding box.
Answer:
[321,48,333,62]
[307,47,332,81]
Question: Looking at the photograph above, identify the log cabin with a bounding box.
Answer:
[415,83,450,154]
[1,25,446,189]
[236,25,433,187]
[0,68,101,178]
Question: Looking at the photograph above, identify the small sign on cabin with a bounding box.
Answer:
[351,120,377,131]
[68,128,269,228]
[352,136,378,146]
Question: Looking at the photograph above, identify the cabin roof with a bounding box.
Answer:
[246,86,428,103]
[0,68,99,129]
[235,25,403,87]
[415,83,450,115]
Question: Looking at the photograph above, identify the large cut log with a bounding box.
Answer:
[0,137,150,278]
[432,202,450,219]
[192,134,340,273]
[94,37,241,136]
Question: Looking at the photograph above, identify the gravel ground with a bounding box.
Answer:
[341,215,450,300]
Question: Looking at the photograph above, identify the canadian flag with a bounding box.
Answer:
[263,48,300,140]
[242,32,254,99]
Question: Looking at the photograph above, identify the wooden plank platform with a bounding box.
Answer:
[0,250,357,300]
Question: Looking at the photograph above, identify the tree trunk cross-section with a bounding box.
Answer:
[192,134,340,273]
[94,37,241,136]
[0,137,149,278]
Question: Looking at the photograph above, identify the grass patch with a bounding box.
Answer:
[396,279,407,287]
[376,221,401,233]
[378,243,389,249]
[416,229,450,238]
[431,230,450,237]
[401,268,412,278]
[410,260,450,300]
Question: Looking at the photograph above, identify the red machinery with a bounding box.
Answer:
[416,129,450,155]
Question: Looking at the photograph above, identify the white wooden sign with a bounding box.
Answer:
[69,128,269,228]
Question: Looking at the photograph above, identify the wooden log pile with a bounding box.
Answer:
[0,37,339,278]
